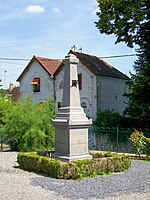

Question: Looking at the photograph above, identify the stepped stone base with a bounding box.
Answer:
[52,153,92,162]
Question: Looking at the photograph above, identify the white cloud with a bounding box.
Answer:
[26,5,45,14]
[52,7,61,14]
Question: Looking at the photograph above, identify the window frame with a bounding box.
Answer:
[31,77,40,93]
[78,73,82,90]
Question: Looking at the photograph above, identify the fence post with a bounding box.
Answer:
[116,127,119,152]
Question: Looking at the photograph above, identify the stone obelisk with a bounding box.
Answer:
[52,53,92,162]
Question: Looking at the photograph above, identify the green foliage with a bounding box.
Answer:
[129,130,146,157]
[127,70,150,128]
[94,110,122,127]
[17,153,62,178]
[93,111,149,149]
[19,128,47,152]
[94,110,137,128]
[96,0,150,128]
[93,110,136,143]
[145,138,150,156]
[0,96,12,147]
[3,97,55,151]
[126,22,150,128]
[96,0,149,48]
[17,152,131,180]
[0,96,12,126]
[0,89,6,97]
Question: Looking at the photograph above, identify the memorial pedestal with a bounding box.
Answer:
[52,53,92,162]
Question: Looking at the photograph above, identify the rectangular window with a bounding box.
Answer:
[31,77,40,92]
[78,73,82,90]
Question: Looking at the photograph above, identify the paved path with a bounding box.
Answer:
[0,152,150,200]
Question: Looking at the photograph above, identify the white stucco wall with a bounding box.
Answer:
[55,66,65,108]
[77,63,97,120]
[19,60,54,103]
[97,75,129,115]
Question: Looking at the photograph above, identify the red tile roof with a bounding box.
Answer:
[17,55,62,81]
[35,56,62,75]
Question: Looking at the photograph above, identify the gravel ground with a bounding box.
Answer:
[0,152,150,200]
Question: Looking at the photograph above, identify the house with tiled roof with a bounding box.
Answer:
[17,55,62,103]
[17,51,129,120]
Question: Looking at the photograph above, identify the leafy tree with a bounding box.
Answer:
[0,96,12,126]
[127,20,150,128]
[96,0,150,128]
[4,98,55,151]
[0,96,12,150]
[96,0,149,48]
[94,110,136,128]
[94,110,121,127]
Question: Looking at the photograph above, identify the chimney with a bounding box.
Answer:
[9,82,13,91]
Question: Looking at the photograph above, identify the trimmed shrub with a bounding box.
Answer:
[17,153,62,178]
[17,152,131,180]
[89,151,113,158]
[17,153,43,173]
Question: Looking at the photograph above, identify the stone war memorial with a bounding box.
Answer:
[52,53,92,161]
[17,53,131,179]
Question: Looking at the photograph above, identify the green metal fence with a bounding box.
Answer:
[90,127,149,153]
[1,127,149,152]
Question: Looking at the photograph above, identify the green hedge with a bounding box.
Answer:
[17,152,131,179]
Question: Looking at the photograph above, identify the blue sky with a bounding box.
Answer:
[0,0,136,88]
